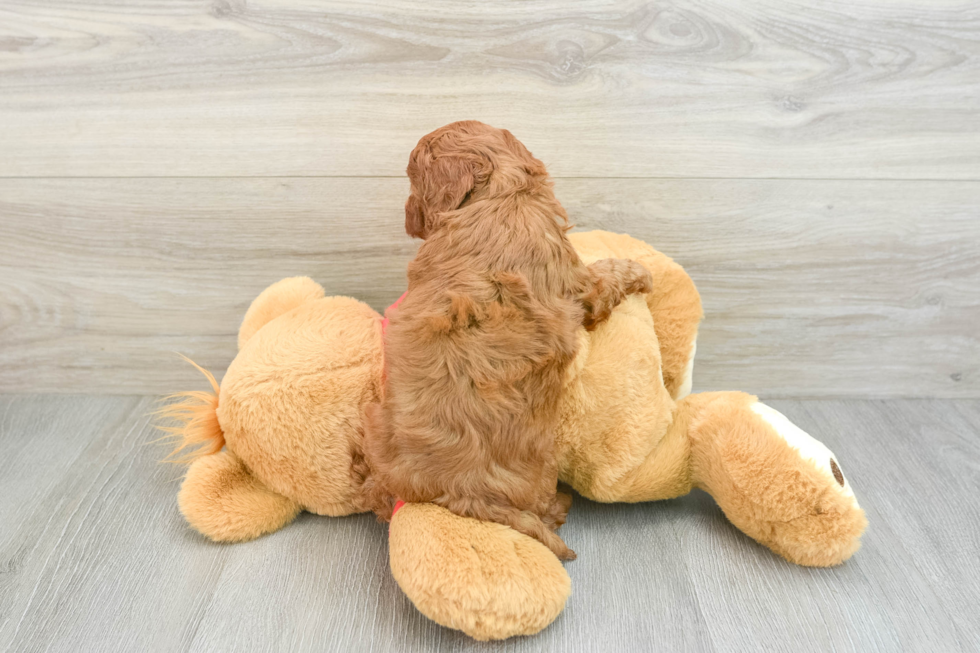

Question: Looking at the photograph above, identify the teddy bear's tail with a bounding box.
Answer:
[156,356,302,542]
[155,355,225,463]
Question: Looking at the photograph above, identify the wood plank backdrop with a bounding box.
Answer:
[0,0,978,396]
[1,0,979,178]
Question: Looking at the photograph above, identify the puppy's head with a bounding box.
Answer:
[405,121,546,239]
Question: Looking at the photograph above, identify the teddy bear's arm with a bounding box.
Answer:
[568,231,702,400]
[637,254,702,400]
[684,392,867,567]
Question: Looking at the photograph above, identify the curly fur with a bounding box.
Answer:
[361,121,652,560]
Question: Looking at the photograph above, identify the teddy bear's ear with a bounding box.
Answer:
[238,277,325,350]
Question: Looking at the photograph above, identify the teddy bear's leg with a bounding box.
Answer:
[685,392,867,567]
[237,276,326,349]
[179,449,302,542]
[388,503,571,641]
[588,391,866,566]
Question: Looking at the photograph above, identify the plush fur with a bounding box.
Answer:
[164,277,384,530]
[361,122,651,561]
[180,450,301,542]
[389,503,571,641]
[568,231,702,400]
[686,392,867,567]
[161,231,867,641]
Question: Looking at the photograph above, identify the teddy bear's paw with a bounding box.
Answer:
[750,402,858,508]
[388,503,571,641]
[179,450,302,542]
[743,402,867,566]
[691,393,867,567]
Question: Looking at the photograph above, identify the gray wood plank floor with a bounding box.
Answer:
[2,395,978,652]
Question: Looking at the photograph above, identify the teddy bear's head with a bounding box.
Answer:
[219,292,384,516]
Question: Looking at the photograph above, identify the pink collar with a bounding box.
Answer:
[381,293,408,529]
[381,291,408,336]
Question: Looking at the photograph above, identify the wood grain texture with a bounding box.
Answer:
[0,396,227,652]
[1,177,977,397]
[0,0,978,178]
[1,396,979,652]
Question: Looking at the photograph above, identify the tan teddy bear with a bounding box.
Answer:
[162,230,866,641]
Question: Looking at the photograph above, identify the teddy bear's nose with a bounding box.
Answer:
[829,459,845,486]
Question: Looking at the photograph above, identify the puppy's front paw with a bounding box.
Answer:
[622,260,653,295]
[581,258,653,330]
[544,491,573,529]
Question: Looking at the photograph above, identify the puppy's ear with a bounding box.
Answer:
[405,193,426,239]
[406,124,485,239]
[407,155,479,239]
[424,155,477,217]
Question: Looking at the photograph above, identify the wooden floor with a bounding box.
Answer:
[1,395,978,652]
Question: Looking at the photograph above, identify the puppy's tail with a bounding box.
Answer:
[155,355,225,463]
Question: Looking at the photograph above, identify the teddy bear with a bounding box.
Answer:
[161,230,867,641]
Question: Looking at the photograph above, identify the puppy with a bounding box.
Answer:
[361,121,652,560]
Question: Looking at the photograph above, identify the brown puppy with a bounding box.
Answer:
[361,121,651,560]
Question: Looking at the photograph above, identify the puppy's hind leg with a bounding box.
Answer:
[542,491,573,530]
[449,499,577,561]
[493,505,577,562]
[581,258,653,330]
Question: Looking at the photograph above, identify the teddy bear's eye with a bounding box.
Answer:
[829,459,845,486]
